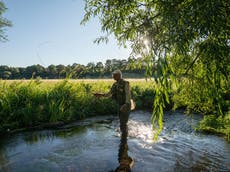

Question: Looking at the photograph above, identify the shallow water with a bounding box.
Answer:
[0,111,229,172]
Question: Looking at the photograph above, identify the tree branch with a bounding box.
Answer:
[184,51,201,75]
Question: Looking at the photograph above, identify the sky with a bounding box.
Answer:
[0,0,131,67]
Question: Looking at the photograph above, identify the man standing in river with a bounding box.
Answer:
[94,70,134,171]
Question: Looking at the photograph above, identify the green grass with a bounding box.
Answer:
[0,79,154,133]
[0,79,229,142]
[197,112,230,142]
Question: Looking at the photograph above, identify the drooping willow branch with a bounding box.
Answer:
[184,51,201,75]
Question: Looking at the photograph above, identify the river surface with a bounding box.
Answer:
[0,111,229,172]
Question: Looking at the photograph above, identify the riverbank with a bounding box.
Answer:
[0,79,154,133]
[0,79,229,141]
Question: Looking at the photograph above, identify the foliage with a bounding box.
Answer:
[198,112,230,142]
[131,81,155,109]
[0,1,11,41]
[0,58,146,79]
[82,0,230,139]
[0,79,154,133]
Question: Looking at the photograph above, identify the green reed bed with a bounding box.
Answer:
[0,79,229,141]
[0,79,154,133]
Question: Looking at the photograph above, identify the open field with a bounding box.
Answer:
[1,78,155,90]
[2,78,149,83]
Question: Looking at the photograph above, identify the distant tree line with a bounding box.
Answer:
[0,58,151,79]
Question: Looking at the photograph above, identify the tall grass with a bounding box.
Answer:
[0,79,229,141]
[0,79,154,133]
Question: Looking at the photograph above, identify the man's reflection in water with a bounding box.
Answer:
[115,136,133,172]
[114,116,134,172]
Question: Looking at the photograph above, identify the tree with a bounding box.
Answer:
[65,65,73,78]
[95,61,104,74]
[18,67,26,79]
[127,57,136,71]
[120,59,128,70]
[10,67,20,79]
[56,64,66,78]
[2,71,11,79]
[104,59,112,73]
[86,62,96,74]
[48,65,57,78]
[0,2,11,41]
[82,0,230,137]
[111,59,122,70]
[0,65,10,79]
[72,64,86,78]
[24,64,46,79]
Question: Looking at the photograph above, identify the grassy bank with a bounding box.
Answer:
[0,79,154,133]
[0,79,229,141]
[197,112,230,141]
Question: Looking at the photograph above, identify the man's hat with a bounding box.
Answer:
[112,70,122,76]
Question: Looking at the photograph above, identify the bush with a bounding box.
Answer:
[198,112,230,141]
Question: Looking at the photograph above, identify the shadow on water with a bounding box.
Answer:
[110,122,134,172]
[0,111,230,172]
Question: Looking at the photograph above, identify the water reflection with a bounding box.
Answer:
[0,111,229,172]
[23,127,87,145]
[113,118,134,172]
[114,135,134,172]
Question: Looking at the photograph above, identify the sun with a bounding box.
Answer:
[143,39,149,46]
[142,38,150,54]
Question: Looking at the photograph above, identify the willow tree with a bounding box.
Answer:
[82,0,230,137]
[0,1,11,41]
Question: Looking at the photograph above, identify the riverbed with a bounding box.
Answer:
[0,111,229,172]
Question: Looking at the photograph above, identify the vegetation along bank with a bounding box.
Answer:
[0,79,229,141]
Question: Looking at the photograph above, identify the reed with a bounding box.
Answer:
[0,79,154,132]
[0,79,229,142]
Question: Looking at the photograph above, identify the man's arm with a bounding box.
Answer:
[93,85,113,98]
[93,91,111,98]
[125,82,131,106]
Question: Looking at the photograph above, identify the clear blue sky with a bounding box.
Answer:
[0,0,131,67]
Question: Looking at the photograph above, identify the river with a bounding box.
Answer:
[0,111,229,172]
